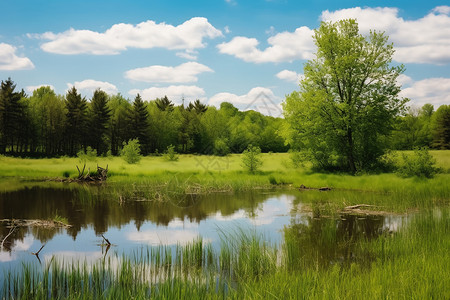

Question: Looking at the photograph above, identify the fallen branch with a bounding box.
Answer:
[1,225,16,248]
[101,234,111,246]
[31,244,46,256]
[344,204,376,210]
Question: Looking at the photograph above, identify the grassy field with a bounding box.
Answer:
[0,151,449,210]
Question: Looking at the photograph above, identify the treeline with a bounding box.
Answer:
[0,78,287,157]
[390,103,450,150]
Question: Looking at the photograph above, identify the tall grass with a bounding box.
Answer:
[3,209,449,299]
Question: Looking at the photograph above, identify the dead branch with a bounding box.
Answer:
[31,243,46,256]
[101,234,111,246]
[344,204,375,210]
[1,225,16,248]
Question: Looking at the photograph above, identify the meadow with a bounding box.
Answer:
[1,151,449,211]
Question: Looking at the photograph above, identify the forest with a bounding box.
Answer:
[0,77,449,158]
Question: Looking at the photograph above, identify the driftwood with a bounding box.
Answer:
[75,163,108,182]
[0,219,71,228]
[1,225,16,248]
[299,184,332,191]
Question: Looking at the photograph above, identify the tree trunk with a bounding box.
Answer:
[347,127,357,174]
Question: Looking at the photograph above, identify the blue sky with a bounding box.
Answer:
[1,0,449,111]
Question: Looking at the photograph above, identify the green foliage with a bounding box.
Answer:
[164,144,179,161]
[88,89,111,155]
[283,19,407,173]
[213,138,230,156]
[120,139,142,164]
[396,148,441,178]
[241,145,262,173]
[431,104,450,149]
[77,146,98,163]
[289,150,304,168]
[65,86,88,155]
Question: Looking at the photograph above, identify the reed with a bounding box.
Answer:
[3,210,447,299]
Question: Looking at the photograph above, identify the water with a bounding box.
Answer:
[0,182,405,275]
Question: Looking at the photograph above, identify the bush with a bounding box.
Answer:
[164,145,179,161]
[77,146,97,163]
[213,138,230,156]
[396,148,440,178]
[120,139,142,164]
[241,145,262,174]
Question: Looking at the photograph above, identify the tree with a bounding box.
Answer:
[431,105,450,149]
[88,89,111,155]
[283,19,407,173]
[0,78,26,154]
[128,94,151,155]
[241,145,262,174]
[65,87,88,155]
[120,139,141,164]
[155,96,174,112]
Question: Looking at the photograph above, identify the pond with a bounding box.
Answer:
[0,182,406,278]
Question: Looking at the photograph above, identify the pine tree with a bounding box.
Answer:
[0,78,24,153]
[89,89,111,155]
[65,87,88,155]
[128,94,151,155]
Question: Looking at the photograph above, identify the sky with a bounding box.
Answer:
[1,0,449,113]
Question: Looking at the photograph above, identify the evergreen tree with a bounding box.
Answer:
[155,96,174,112]
[128,94,151,155]
[431,105,450,149]
[88,89,111,155]
[0,78,25,154]
[65,86,88,155]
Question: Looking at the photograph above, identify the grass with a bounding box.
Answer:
[2,209,449,299]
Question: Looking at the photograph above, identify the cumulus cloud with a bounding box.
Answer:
[67,79,118,96]
[26,84,55,93]
[396,74,413,87]
[0,43,34,70]
[31,17,223,55]
[276,70,304,83]
[217,26,315,63]
[218,6,450,65]
[321,6,450,64]
[129,85,205,103]
[208,87,283,116]
[400,77,450,107]
[125,62,213,83]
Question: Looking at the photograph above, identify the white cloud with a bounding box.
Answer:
[208,87,283,116]
[217,26,315,63]
[0,43,34,70]
[26,84,55,93]
[67,79,118,95]
[176,51,198,60]
[400,77,450,107]
[224,26,231,34]
[396,74,413,87]
[32,17,223,55]
[276,70,304,83]
[125,62,213,83]
[129,85,205,103]
[321,6,450,65]
[127,229,199,246]
[432,5,450,15]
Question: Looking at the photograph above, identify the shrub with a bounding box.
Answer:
[241,145,262,174]
[164,145,179,161]
[77,146,97,163]
[120,139,142,164]
[213,138,230,156]
[396,148,440,178]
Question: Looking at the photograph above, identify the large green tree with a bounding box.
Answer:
[88,89,111,155]
[431,105,450,149]
[128,94,151,155]
[283,19,407,172]
[65,86,88,155]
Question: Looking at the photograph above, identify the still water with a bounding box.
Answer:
[0,182,404,275]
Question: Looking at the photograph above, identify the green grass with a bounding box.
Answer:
[1,151,449,211]
[3,209,449,299]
